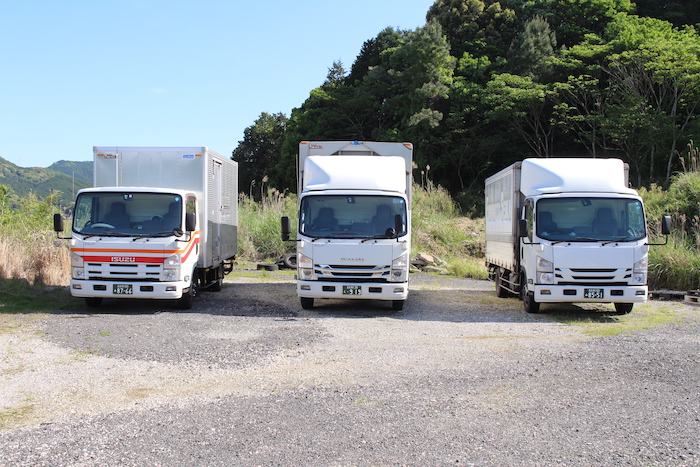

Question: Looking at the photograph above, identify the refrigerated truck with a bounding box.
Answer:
[281,141,413,310]
[54,147,238,309]
[485,158,670,314]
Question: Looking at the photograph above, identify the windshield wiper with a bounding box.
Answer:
[134,229,183,241]
[310,232,358,242]
[550,236,599,244]
[361,233,395,243]
[602,235,634,246]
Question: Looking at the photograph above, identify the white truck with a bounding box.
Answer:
[281,141,413,310]
[485,158,670,314]
[54,147,238,309]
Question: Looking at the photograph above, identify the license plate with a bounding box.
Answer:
[584,288,604,299]
[343,285,362,296]
[113,284,133,295]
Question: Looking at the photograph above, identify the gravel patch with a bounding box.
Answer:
[0,272,698,466]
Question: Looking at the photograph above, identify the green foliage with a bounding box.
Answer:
[0,156,90,208]
[237,188,298,261]
[412,181,485,276]
[232,112,288,197]
[48,160,92,183]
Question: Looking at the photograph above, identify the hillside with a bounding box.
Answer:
[0,156,91,207]
[48,160,92,184]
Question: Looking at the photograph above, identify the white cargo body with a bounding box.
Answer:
[485,158,669,314]
[283,141,413,310]
[56,147,238,309]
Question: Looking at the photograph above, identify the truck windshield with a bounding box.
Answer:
[73,192,183,236]
[535,197,646,242]
[299,195,407,239]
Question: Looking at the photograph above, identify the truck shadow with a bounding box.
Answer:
[48,278,652,324]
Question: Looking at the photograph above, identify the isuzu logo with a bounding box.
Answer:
[112,256,136,263]
[341,257,365,262]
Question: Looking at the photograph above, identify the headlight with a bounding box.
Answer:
[391,254,408,282]
[536,256,554,285]
[163,254,181,281]
[298,254,315,281]
[632,257,648,285]
[71,252,84,279]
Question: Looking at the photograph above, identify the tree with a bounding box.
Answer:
[427,0,517,65]
[516,0,634,47]
[602,15,700,184]
[232,112,287,197]
[633,0,700,28]
[508,15,557,78]
[483,73,558,157]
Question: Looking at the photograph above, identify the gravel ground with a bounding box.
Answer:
[0,272,698,466]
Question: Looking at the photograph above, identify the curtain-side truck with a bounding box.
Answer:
[281,141,413,311]
[485,158,670,314]
[54,147,238,309]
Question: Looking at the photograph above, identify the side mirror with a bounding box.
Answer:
[518,219,528,238]
[394,214,402,237]
[661,215,671,235]
[185,212,196,232]
[53,213,64,233]
[281,216,291,241]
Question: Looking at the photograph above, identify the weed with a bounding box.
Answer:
[550,304,680,337]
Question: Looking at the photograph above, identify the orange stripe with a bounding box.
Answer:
[72,233,200,260]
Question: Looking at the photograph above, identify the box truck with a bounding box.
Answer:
[281,141,413,310]
[485,158,670,314]
[54,147,238,309]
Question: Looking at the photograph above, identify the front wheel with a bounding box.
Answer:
[613,303,634,314]
[523,290,540,314]
[520,272,540,314]
[300,297,314,309]
[177,277,197,310]
[392,300,405,311]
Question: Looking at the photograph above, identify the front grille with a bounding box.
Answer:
[314,264,390,282]
[86,262,162,281]
[555,267,632,286]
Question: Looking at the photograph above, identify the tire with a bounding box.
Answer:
[392,300,405,311]
[613,303,634,314]
[282,253,297,269]
[496,268,509,298]
[300,297,314,309]
[177,277,197,310]
[523,289,540,313]
[520,272,540,314]
[85,297,103,307]
[257,263,279,271]
[209,278,223,292]
[209,266,223,292]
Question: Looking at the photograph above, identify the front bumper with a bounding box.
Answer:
[69,279,186,300]
[533,285,648,303]
[298,281,408,301]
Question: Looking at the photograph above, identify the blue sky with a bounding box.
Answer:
[1,0,434,168]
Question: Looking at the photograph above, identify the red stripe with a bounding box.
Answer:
[82,256,165,264]
[181,237,200,263]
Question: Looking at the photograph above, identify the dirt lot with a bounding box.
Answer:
[0,272,698,466]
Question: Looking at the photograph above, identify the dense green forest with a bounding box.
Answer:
[232,0,700,212]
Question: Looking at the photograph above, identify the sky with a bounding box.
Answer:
[1,0,435,168]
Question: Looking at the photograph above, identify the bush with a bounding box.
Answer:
[237,188,298,261]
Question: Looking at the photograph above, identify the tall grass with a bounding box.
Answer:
[237,188,298,261]
[0,191,70,288]
[411,181,486,278]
